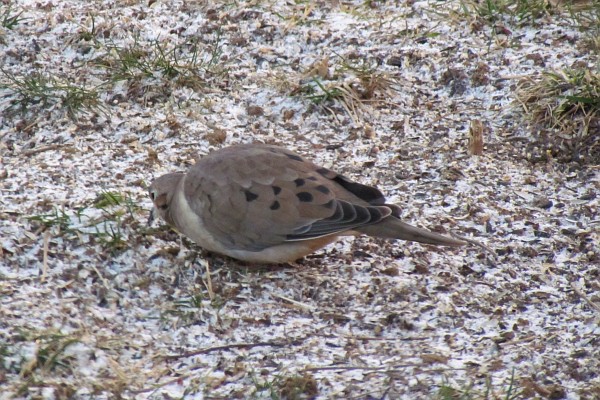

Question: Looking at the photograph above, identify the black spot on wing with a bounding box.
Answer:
[244,190,259,202]
[294,178,305,187]
[272,186,282,195]
[296,192,313,202]
[316,167,331,176]
[270,200,280,210]
[307,176,318,181]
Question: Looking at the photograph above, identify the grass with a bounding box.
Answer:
[90,191,140,251]
[567,0,600,53]
[272,2,322,27]
[160,293,206,328]
[93,32,226,93]
[515,67,600,164]
[455,0,600,38]
[339,0,387,19]
[0,69,104,119]
[75,13,103,44]
[477,0,550,23]
[27,191,144,254]
[437,369,521,400]
[291,53,394,123]
[250,371,318,399]
[27,207,73,233]
[1,27,228,119]
[6,330,82,397]
[1,2,26,29]
[1,329,135,398]
[300,77,345,104]
[26,333,80,374]
[457,0,553,25]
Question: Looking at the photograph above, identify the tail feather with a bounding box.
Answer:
[358,218,466,247]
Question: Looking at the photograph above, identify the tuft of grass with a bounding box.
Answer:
[291,53,394,123]
[90,191,142,251]
[76,13,100,43]
[172,294,205,310]
[27,191,144,254]
[339,0,385,19]
[437,369,521,400]
[27,207,72,233]
[1,2,27,30]
[93,32,226,92]
[16,332,80,382]
[160,294,206,328]
[2,30,229,115]
[452,0,556,28]
[250,371,318,399]
[250,371,282,398]
[273,2,322,27]
[300,77,345,104]
[567,0,600,53]
[29,333,80,374]
[515,67,600,164]
[338,53,393,100]
[0,69,104,119]
[2,329,82,398]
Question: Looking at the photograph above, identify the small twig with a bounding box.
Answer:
[163,340,300,360]
[303,363,422,372]
[201,259,214,301]
[505,335,538,345]
[41,231,50,283]
[570,283,600,314]
[21,144,67,157]
[453,212,472,221]
[474,277,503,288]
[0,127,15,142]
[452,234,498,265]
[91,263,112,292]
[303,364,468,373]
[347,336,430,342]
[422,111,455,128]
[496,74,533,81]
[271,293,316,311]
[129,374,191,395]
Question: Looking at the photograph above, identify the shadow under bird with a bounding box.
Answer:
[148,144,466,263]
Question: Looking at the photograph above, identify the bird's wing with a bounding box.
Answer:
[183,144,391,251]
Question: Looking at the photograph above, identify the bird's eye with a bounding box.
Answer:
[149,190,156,201]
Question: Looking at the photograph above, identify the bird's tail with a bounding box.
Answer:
[358,218,466,247]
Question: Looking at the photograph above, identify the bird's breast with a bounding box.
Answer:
[171,187,232,255]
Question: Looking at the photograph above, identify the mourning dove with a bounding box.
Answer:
[148,144,466,263]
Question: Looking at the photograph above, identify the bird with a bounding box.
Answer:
[148,143,466,263]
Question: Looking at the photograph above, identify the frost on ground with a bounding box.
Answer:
[1,0,599,399]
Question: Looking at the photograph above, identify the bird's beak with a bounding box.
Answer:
[147,207,156,227]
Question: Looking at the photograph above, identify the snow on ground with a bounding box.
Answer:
[1,0,599,399]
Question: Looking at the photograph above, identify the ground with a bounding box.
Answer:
[0,0,599,399]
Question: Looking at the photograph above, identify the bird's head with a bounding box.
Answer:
[148,172,185,226]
